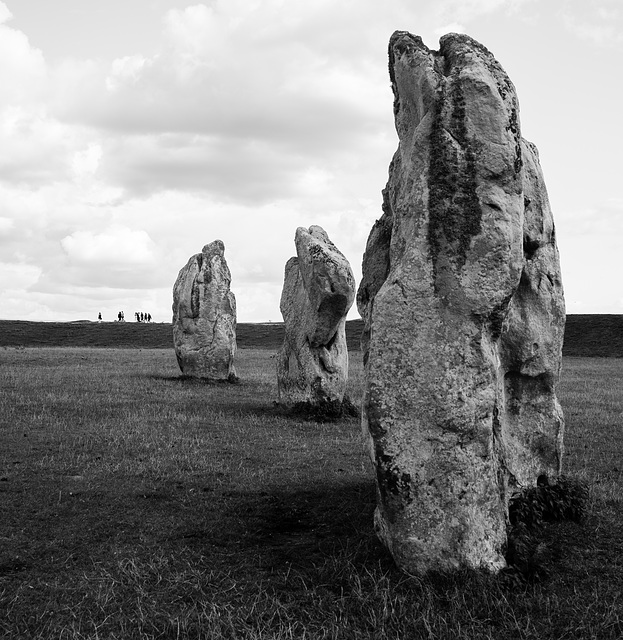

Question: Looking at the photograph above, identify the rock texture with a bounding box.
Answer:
[277,226,355,408]
[172,240,237,380]
[357,31,565,574]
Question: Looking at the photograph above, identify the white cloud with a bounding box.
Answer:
[562,14,623,46]
[556,199,623,314]
[71,143,102,179]
[558,199,623,238]
[56,2,390,135]
[0,106,73,185]
[235,282,284,324]
[161,3,222,80]
[35,224,168,295]
[61,226,159,268]
[0,16,47,105]
[106,55,153,91]
[0,261,41,291]
[597,6,620,21]
[0,2,11,25]
[0,216,13,234]
[434,23,467,38]
[557,0,623,48]
[36,1,395,210]
[434,0,535,23]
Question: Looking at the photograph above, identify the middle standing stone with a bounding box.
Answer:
[277,225,355,410]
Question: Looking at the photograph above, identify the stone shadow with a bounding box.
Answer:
[174,479,389,577]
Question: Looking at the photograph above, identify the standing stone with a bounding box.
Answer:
[357,32,565,574]
[172,240,237,380]
[277,226,356,410]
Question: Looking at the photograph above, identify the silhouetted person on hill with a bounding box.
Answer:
[147,313,152,322]
[98,312,102,322]
[118,311,122,322]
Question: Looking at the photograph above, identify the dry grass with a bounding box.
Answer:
[0,347,621,639]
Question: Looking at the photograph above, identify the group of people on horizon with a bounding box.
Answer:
[97,311,154,322]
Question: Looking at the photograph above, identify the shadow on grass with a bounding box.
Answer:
[146,372,363,426]
[181,479,410,612]
[177,480,375,544]
[147,374,240,384]
[2,474,381,575]
[3,469,618,639]
[234,400,362,425]
[231,481,379,553]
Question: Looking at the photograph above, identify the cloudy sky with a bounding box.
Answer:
[0,0,621,323]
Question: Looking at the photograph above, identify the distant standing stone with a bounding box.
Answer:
[172,240,237,380]
[277,226,355,409]
[357,32,565,574]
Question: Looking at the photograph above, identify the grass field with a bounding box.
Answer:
[0,343,621,639]
[1,314,623,356]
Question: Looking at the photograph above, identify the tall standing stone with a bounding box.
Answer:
[277,226,355,410]
[357,32,565,574]
[172,240,237,380]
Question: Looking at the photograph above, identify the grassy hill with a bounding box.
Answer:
[560,314,623,357]
[0,319,347,351]
[0,315,621,356]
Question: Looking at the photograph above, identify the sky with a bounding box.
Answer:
[0,0,621,323]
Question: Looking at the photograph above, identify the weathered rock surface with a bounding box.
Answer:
[357,31,565,574]
[277,226,355,408]
[172,240,237,380]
